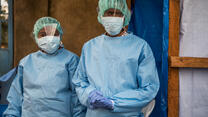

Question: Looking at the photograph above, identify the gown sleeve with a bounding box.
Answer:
[3,65,23,117]
[68,55,87,117]
[72,46,96,107]
[110,42,160,113]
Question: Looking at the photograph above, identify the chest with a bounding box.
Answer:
[22,58,69,88]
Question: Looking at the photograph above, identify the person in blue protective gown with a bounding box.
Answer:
[72,0,160,117]
[3,17,86,117]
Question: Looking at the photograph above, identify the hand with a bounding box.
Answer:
[88,90,114,110]
[88,90,103,106]
[93,97,114,110]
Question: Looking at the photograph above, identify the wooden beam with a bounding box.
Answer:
[168,0,180,117]
[169,56,208,68]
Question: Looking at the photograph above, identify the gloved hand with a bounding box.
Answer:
[88,90,114,110]
[88,90,103,104]
[93,96,114,110]
[88,90,104,109]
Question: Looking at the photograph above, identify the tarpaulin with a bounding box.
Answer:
[128,0,169,117]
[179,0,208,117]
[0,105,7,117]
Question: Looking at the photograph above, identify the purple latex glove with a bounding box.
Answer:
[93,97,114,110]
[88,90,114,110]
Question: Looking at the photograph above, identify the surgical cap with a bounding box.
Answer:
[33,17,63,39]
[97,0,131,26]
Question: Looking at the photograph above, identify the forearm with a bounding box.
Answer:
[110,83,159,113]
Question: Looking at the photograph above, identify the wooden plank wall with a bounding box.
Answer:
[14,0,49,66]
[13,0,104,65]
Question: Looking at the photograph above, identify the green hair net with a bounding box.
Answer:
[97,0,131,26]
[33,17,63,39]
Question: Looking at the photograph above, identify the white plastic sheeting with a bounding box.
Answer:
[179,0,208,117]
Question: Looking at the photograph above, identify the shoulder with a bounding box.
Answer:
[129,33,151,47]
[128,34,153,57]
[61,49,80,68]
[61,49,79,61]
[62,49,78,57]
[129,33,147,45]
[19,51,39,66]
[83,34,104,48]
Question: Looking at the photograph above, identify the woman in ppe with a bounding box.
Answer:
[72,0,160,117]
[3,17,86,117]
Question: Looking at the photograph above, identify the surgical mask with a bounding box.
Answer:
[37,36,60,54]
[101,16,124,36]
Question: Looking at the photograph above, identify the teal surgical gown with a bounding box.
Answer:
[3,48,86,117]
[72,33,160,117]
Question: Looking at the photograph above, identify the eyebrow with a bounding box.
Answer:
[39,31,46,34]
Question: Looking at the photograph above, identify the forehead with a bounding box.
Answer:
[105,8,122,13]
[39,25,57,32]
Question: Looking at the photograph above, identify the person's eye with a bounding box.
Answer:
[41,33,46,37]
[54,31,59,36]
[107,12,113,16]
[110,12,114,15]
[39,32,46,37]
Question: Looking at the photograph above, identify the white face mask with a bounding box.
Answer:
[37,36,60,54]
[101,16,124,36]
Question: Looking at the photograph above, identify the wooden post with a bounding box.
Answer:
[168,0,180,117]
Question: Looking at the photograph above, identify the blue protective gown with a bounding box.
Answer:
[72,33,160,117]
[3,48,86,117]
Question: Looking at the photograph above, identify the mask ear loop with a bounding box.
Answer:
[60,41,64,48]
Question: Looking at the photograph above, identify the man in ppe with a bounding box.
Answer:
[3,17,86,117]
[72,0,160,117]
